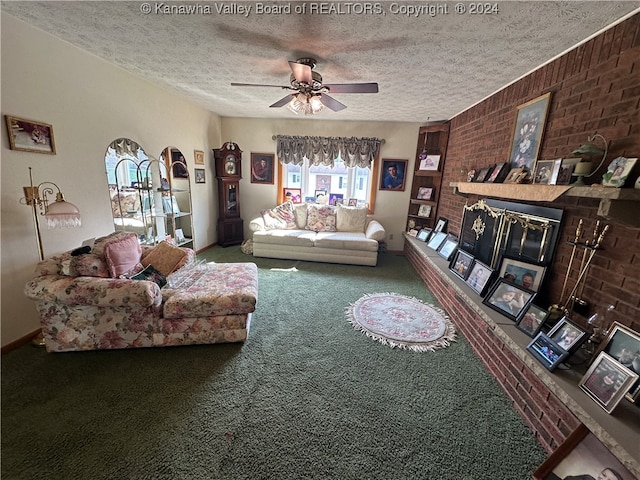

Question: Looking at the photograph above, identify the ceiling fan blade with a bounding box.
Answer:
[324,83,379,94]
[319,94,347,112]
[288,61,313,84]
[231,82,290,89]
[270,95,294,108]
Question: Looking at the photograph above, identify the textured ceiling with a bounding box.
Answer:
[3,1,639,122]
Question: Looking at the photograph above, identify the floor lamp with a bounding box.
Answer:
[22,167,82,345]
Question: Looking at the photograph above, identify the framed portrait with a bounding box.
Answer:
[450,249,474,281]
[416,228,431,242]
[601,156,637,188]
[473,167,492,183]
[527,332,569,371]
[507,93,552,172]
[579,352,639,414]
[348,198,358,206]
[547,316,588,353]
[194,168,206,184]
[437,235,458,261]
[380,159,407,191]
[504,167,527,184]
[283,188,302,204]
[499,256,546,292]
[533,424,637,480]
[171,151,189,178]
[434,217,448,233]
[533,159,557,185]
[329,193,344,205]
[485,162,510,183]
[556,158,580,185]
[4,115,56,154]
[250,152,274,184]
[416,187,433,200]
[483,278,535,321]
[194,150,205,165]
[418,153,441,171]
[417,204,432,217]
[465,260,494,295]
[594,322,640,402]
[427,231,447,251]
[515,303,548,338]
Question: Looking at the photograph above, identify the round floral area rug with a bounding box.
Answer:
[346,292,456,352]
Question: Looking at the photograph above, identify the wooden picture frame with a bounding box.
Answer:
[579,352,639,414]
[194,150,205,165]
[250,152,275,184]
[465,260,494,295]
[283,188,302,204]
[499,256,546,292]
[483,278,535,321]
[194,168,205,184]
[450,249,474,281]
[602,156,638,188]
[533,424,636,480]
[547,316,588,353]
[516,303,548,338]
[5,115,56,154]
[507,93,551,172]
[593,322,640,403]
[504,167,527,184]
[417,152,441,171]
[527,332,569,371]
[380,159,407,191]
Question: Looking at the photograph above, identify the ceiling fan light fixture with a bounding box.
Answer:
[286,93,324,116]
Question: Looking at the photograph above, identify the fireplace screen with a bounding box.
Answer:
[460,199,563,269]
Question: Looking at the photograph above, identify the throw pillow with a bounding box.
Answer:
[261,201,297,230]
[141,241,188,276]
[336,204,368,232]
[103,232,143,278]
[130,264,167,288]
[305,205,337,232]
[61,254,110,278]
[293,203,309,228]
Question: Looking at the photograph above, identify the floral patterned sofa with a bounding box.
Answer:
[24,231,258,352]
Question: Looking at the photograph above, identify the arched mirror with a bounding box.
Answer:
[159,147,194,247]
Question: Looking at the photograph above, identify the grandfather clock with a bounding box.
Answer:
[214,142,244,247]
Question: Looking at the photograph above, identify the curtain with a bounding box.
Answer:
[276,135,382,168]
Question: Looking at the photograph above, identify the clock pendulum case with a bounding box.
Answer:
[213,142,244,246]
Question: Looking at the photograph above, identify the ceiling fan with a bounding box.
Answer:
[231,57,378,114]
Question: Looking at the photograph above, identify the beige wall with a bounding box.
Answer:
[1,14,422,347]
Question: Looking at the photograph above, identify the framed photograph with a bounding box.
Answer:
[499,256,546,292]
[556,158,580,185]
[328,193,343,205]
[416,228,431,242]
[175,228,186,244]
[507,93,552,172]
[5,115,56,154]
[194,168,206,184]
[465,260,494,295]
[427,231,447,251]
[417,204,432,218]
[533,424,636,480]
[594,322,640,402]
[250,152,274,184]
[416,187,433,200]
[171,151,189,178]
[579,352,639,414]
[348,198,358,206]
[547,316,588,353]
[473,167,492,183]
[450,249,474,281]
[504,167,527,184]
[380,159,407,191]
[283,188,302,204]
[408,228,419,237]
[602,156,637,188]
[437,236,458,261]
[434,217,448,233]
[533,159,557,184]
[485,162,510,183]
[527,332,569,371]
[483,278,535,321]
[516,303,548,338]
[418,152,441,171]
[194,150,205,165]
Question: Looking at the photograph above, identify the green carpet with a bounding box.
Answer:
[2,247,547,479]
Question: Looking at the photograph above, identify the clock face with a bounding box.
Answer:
[225,154,237,175]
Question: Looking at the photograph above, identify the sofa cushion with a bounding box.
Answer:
[293,203,309,228]
[141,241,188,277]
[253,229,316,247]
[261,201,297,230]
[61,253,110,278]
[365,220,387,241]
[305,205,337,232]
[103,232,143,278]
[336,204,368,232]
[314,232,380,252]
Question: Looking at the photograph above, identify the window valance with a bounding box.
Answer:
[275,135,383,168]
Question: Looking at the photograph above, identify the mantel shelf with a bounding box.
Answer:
[450,182,640,227]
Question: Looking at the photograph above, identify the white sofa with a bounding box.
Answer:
[249,201,386,266]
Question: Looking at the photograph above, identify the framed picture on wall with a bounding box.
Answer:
[507,93,552,172]
[380,159,407,191]
[194,168,205,184]
[5,115,56,154]
[250,152,275,184]
[194,150,205,165]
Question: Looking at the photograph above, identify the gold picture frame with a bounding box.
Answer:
[5,115,56,154]
[194,150,205,165]
[507,93,551,173]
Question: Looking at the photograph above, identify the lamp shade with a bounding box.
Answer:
[44,199,81,228]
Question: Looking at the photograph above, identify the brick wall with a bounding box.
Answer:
[437,13,640,333]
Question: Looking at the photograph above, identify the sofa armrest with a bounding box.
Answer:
[249,216,266,232]
[365,220,386,241]
[24,275,162,308]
